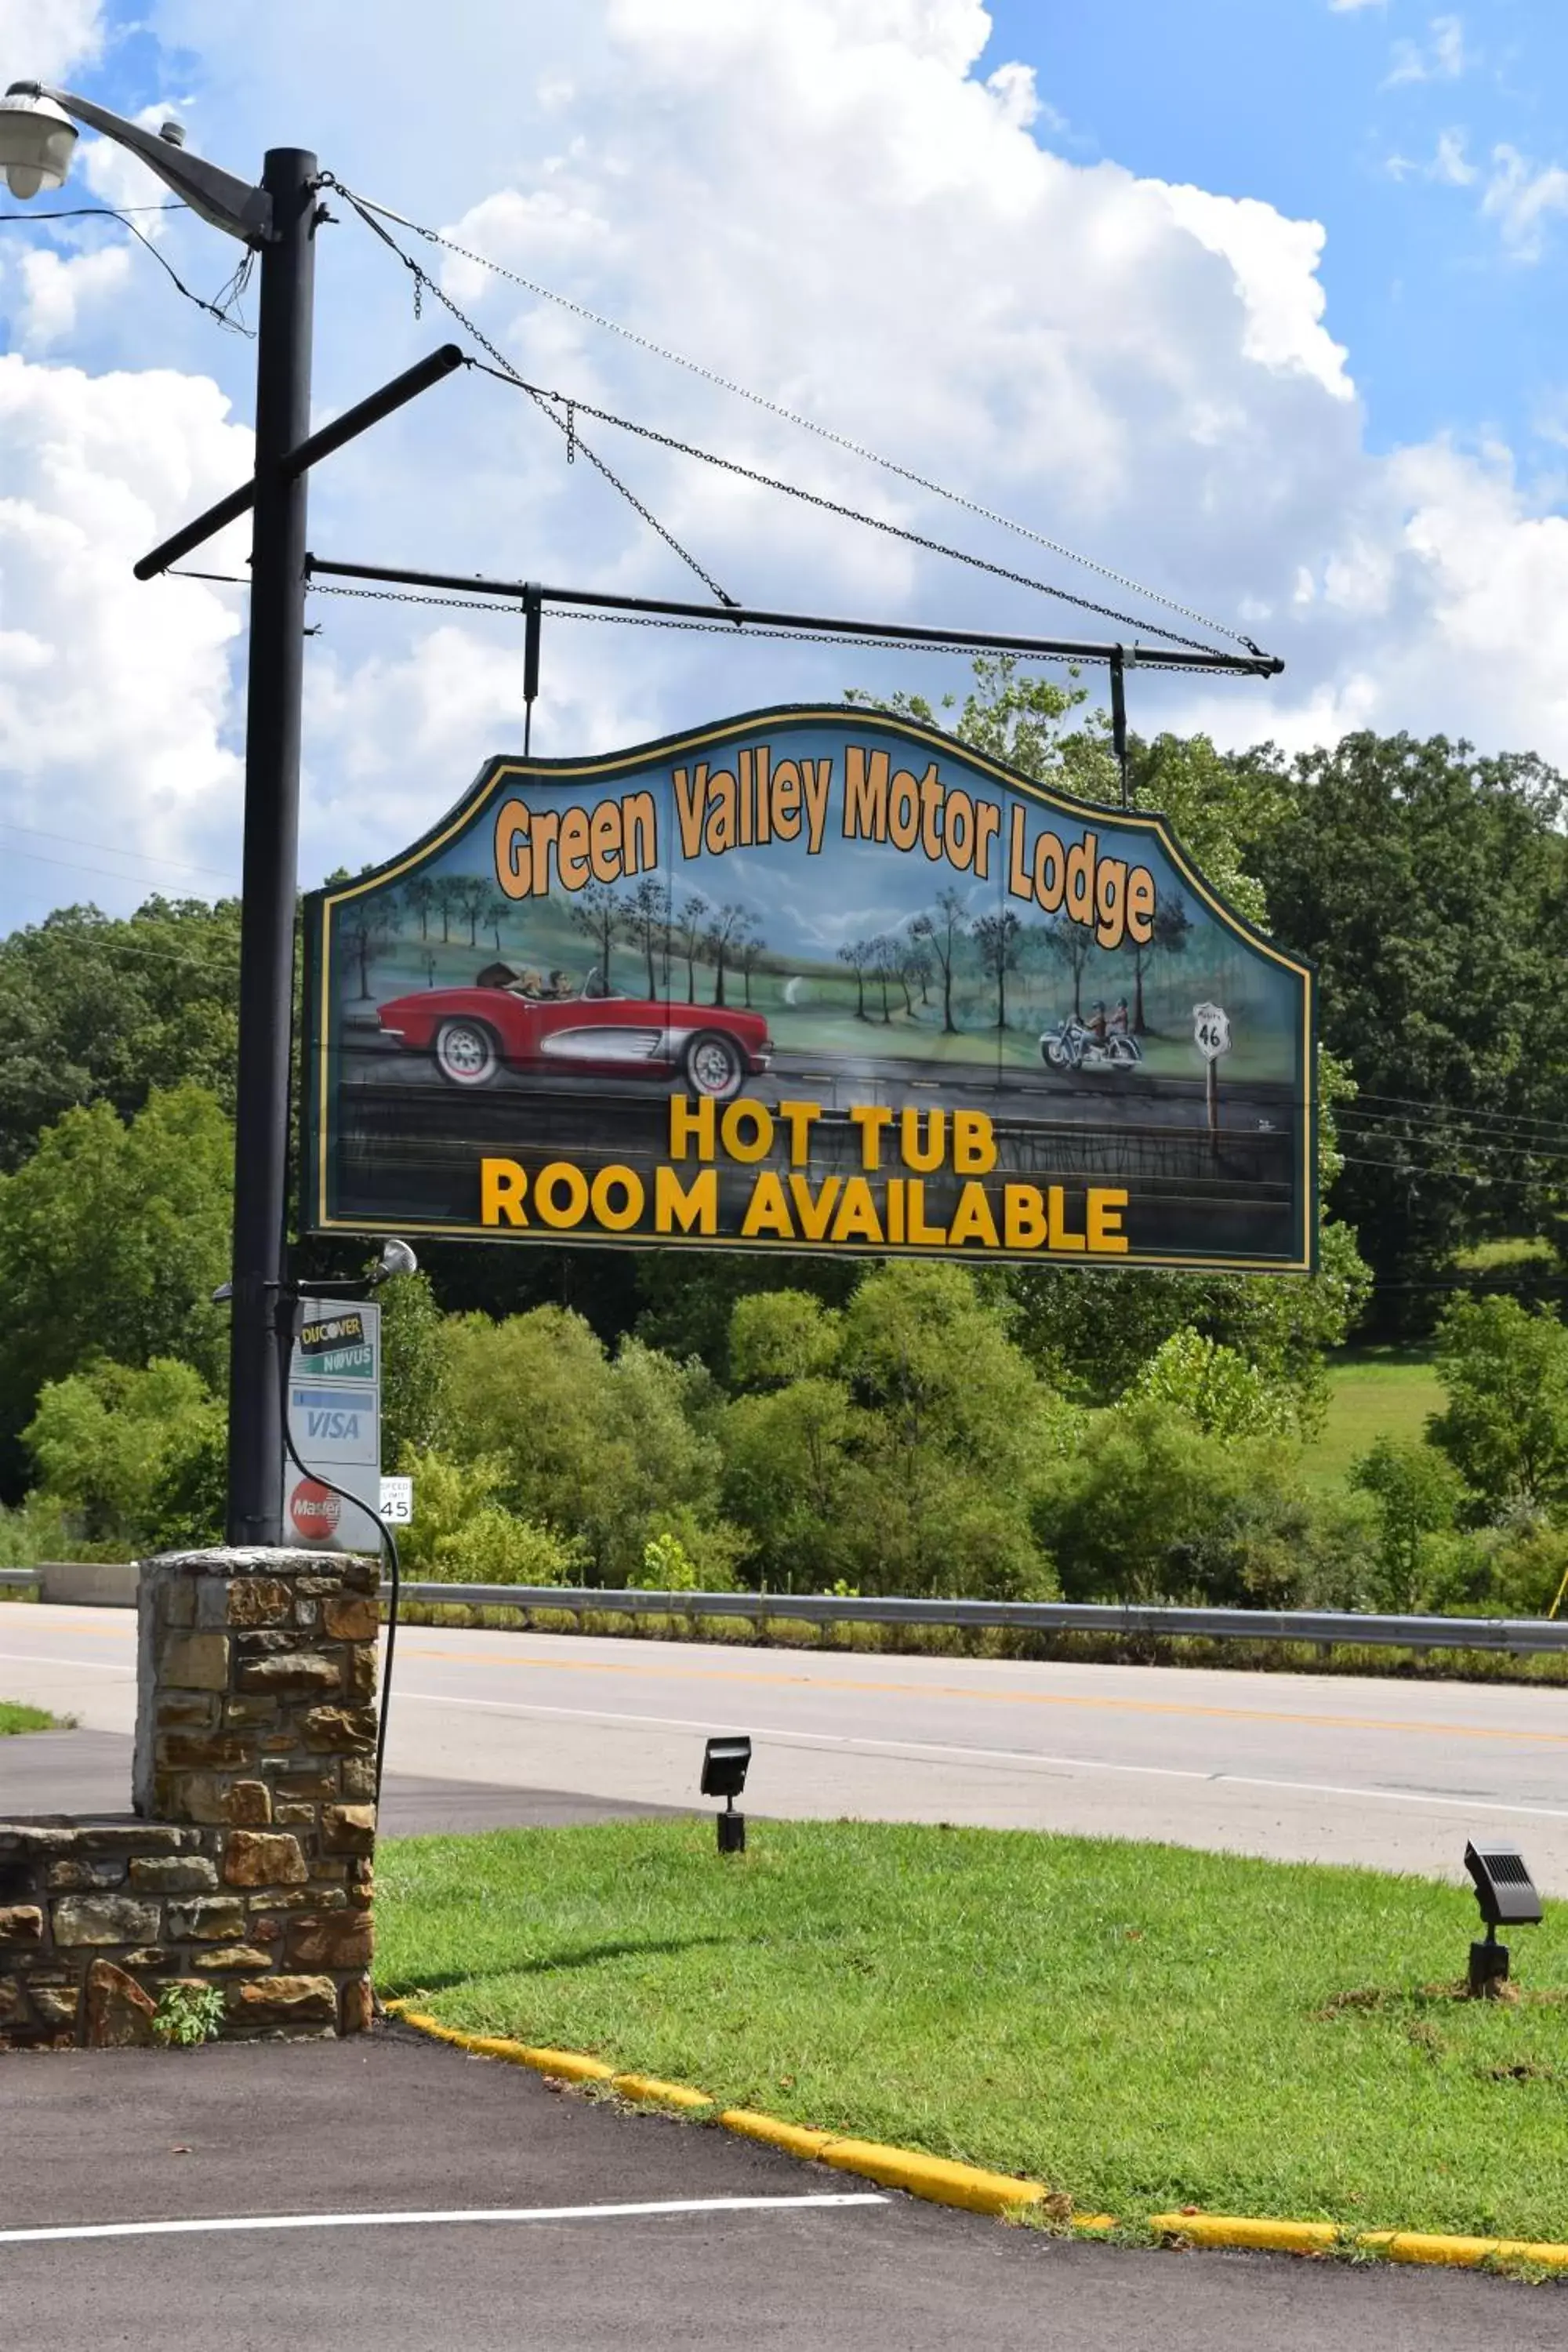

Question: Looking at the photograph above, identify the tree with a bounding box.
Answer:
[570,881,622,989]
[837,938,873,1022]
[377,1267,449,1460]
[1427,1294,1568,1515]
[0,897,243,1171]
[0,1083,232,1489]
[620,877,672,997]
[449,877,487,949]
[1128,1327,1297,1442]
[1349,1436,1467,1612]
[1246,731,1568,1312]
[24,1356,222,1552]
[909,889,966,1033]
[971,909,1022,1030]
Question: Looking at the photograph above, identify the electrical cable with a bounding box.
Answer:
[338,182,1259,654]
[274,1298,401,1804]
[0,198,254,331]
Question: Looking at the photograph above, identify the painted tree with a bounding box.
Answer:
[909,887,967,1033]
[570,881,622,989]
[736,928,768,1008]
[342,900,399,999]
[1129,889,1191,1033]
[483,891,510,952]
[433,874,466,945]
[401,876,437,941]
[1044,911,1095,1020]
[620,876,673,996]
[972,909,1023,1032]
[837,938,873,1022]
[674,896,708,1004]
[869,935,899,1025]
[704,904,751,1007]
[453,877,488,949]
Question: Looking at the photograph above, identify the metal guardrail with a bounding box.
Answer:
[7,1561,1564,1654]
[387,1581,1568,1657]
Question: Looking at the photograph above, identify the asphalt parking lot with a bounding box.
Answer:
[2,2028,1562,2350]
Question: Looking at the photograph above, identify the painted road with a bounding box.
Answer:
[4,1602,1568,1889]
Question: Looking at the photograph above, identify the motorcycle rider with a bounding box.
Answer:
[1109,997,1131,1038]
[1087,1000,1109,1050]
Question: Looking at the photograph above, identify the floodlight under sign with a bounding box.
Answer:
[702,1734,751,1854]
[1464,1839,1542,1997]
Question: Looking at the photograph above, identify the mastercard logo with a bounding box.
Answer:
[289,1479,342,1543]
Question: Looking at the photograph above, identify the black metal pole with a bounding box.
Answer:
[226,149,318,1546]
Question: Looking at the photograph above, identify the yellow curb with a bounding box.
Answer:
[1151,2214,1339,2256]
[387,2012,1568,2268]
[720,2109,839,2160]
[1358,2231,1568,2273]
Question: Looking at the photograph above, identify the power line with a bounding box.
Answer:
[0,821,238,887]
[0,199,254,332]
[337,182,1258,655]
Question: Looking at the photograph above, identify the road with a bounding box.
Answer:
[7,2031,1555,2351]
[5,1602,1568,1889]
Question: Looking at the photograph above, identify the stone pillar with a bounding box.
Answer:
[1,1549,379,2049]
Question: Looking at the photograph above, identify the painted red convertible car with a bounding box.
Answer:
[376,964,773,1100]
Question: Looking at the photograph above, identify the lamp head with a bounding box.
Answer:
[0,86,78,198]
[374,1237,419,1283]
[1465,1840,1543,1931]
[701,1735,751,1802]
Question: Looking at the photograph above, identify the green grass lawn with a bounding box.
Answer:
[0,1700,58,1733]
[379,1820,1568,2241]
[1303,1351,1444,1490]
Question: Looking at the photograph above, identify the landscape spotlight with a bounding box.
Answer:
[702,1734,751,1855]
[1464,1839,1543,1998]
[372,1237,419,1283]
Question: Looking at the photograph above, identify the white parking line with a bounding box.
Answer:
[394,1688,1568,1822]
[0,2194,888,2247]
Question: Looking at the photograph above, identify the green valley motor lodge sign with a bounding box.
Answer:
[302,707,1316,1272]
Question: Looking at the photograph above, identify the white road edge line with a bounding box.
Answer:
[0,2194,888,2247]
[394,1690,1568,1822]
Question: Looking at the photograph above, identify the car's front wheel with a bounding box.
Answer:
[683,1029,746,1101]
[434,1017,499,1087]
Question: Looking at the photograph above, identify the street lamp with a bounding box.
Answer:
[2,78,315,1546]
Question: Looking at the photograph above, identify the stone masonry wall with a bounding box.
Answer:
[0,1547,378,2049]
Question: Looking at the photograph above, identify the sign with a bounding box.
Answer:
[302,708,1316,1273]
[379,1475,414,1526]
[1192,1002,1232,1062]
[283,1295,382,1552]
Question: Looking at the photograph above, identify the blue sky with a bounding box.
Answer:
[4,2,1568,935]
[994,0,1568,459]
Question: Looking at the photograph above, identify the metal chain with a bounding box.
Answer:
[336,183,1259,654]
[471,360,1212,654]
[325,181,736,608]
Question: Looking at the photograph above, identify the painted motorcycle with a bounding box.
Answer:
[1040,1016,1142,1073]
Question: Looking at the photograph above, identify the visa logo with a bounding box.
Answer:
[306,1410,361,1440]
